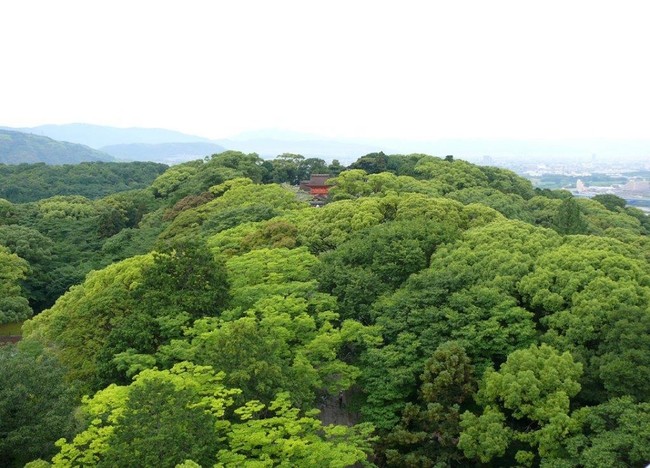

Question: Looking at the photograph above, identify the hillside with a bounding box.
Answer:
[3,123,213,148]
[101,141,228,163]
[0,129,114,164]
[1,151,648,467]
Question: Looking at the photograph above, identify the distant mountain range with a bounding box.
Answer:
[2,123,650,165]
[0,129,114,164]
[100,142,228,164]
[0,124,225,164]
[2,123,213,148]
[0,124,388,164]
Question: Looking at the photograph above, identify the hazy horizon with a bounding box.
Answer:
[4,122,650,165]
[3,1,650,146]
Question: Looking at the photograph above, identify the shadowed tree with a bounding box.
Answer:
[554,197,587,235]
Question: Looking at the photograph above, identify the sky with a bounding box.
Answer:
[2,0,650,141]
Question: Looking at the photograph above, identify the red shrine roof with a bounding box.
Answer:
[300,174,331,190]
[301,174,331,188]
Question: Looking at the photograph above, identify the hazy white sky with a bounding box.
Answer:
[2,0,650,140]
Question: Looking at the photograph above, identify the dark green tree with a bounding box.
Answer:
[96,238,230,384]
[383,341,476,466]
[318,219,457,322]
[349,152,389,174]
[0,225,56,311]
[327,159,345,176]
[139,238,229,321]
[0,344,76,467]
[554,197,588,234]
[268,153,304,184]
[546,397,650,467]
[0,245,31,323]
[101,377,219,468]
[592,193,627,212]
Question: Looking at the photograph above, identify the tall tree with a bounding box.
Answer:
[554,197,587,235]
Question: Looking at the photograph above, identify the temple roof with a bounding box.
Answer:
[302,174,331,187]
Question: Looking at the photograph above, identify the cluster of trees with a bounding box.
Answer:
[0,162,168,203]
[259,153,344,185]
[1,150,649,466]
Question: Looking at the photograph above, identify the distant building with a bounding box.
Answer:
[299,174,332,199]
[622,179,650,193]
[576,179,586,193]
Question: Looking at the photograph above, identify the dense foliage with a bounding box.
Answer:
[1,151,648,467]
[0,161,168,203]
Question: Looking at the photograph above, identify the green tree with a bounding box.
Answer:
[543,397,650,467]
[51,363,238,468]
[414,156,488,194]
[447,187,532,222]
[0,161,167,203]
[217,393,375,467]
[318,219,460,322]
[97,239,229,385]
[0,225,55,311]
[165,298,379,409]
[22,255,152,389]
[49,363,374,467]
[459,344,583,466]
[23,242,229,391]
[327,159,345,176]
[268,153,305,184]
[138,238,229,322]
[208,150,267,183]
[159,178,306,242]
[0,344,76,467]
[382,342,476,466]
[298,157,329,181]
[554,197,587,235]
[102,375,220,467]
[358,221,551,431]
[0,198,18,224]
[225,247,319,310]
[349,152,389,174]
[518,237,650,403]
[479,165,535,199]
[0,245,31,323]
[592,193,627,212]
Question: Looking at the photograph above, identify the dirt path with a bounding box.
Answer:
[0,335,21,345]
[318,393,359,426]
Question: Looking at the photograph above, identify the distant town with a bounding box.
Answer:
[479,156,650,213]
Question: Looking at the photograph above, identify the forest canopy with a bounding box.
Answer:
[1,151,648,467]
[0,161,168,203]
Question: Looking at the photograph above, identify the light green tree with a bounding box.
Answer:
[0,245,32,323]
[459,344,583,466]
[48,363,375,467]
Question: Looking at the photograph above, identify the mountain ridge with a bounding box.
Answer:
[0,129,114,164]
[100,142,228,164]
[1,123,213,148]
[4,124,650,164]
